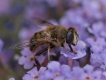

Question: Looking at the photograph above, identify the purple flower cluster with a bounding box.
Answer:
[18,47,45,69]
[7,0,106,80]
[9,61,106,80]
[61,40,86,59]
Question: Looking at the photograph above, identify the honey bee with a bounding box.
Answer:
[29,25,79,55]
[11,18,79,54]
[11,18,79,68]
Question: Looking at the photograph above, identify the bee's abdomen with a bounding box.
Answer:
[29,32,38,52]
[29,31,45,52]
[30,44,36,51]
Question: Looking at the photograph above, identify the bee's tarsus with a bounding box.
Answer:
[68,44,73,52]
[72,50,77,54]
[34,58,41,70]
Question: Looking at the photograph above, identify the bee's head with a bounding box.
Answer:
[66,27,79,46]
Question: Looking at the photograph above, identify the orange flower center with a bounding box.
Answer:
[55,73,60,76]
[30,56,35,61]
[86,76,91,80]
[34,75,39,79]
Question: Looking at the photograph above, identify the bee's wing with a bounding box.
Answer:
[10,40,30,49]
[10,36,53,50]
[31,17,54,26]
[26,17,55,29]
[10,38,37,49]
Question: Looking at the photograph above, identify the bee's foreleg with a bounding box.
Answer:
[68,45,73,52]
[68,44,77,54]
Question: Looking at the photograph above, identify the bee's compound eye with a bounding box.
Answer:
[66,28,78,46]
[66,30,73,44]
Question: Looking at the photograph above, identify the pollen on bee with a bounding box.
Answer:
[34,75,39,78]
[30,56,35,61]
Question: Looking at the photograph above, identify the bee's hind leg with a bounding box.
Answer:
[35,44,55,56]
[47,43,50,62]
[34,44,55,68]
[34,58,41,70]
